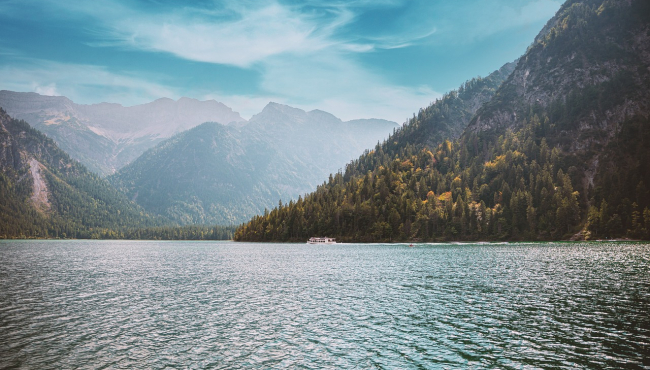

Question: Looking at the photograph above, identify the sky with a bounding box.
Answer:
[0,0,562,123]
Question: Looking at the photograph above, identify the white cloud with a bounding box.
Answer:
[14,0,429,67]
[91,0,440,121]
[468,0,562,39]
[203,84,437,124]
[111,3,334,68]
[0,54,435,123]
[256,51,439,122]
[405,0,562,44]
[34,83,59,96]
[312,86,437,124]
[201,47,440,122]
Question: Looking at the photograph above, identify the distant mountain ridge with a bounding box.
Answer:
[0,90,399,226]
[109,103,398,225]
[0,91,245,175]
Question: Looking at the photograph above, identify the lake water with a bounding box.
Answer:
[0,241,649,369]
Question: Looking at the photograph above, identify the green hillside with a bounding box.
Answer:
[109,121,275,225]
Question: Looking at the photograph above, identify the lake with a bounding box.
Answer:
[0,241,648,369]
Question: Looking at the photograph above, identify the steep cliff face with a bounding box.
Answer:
[0,108,163,238]
[0,107,78,182]
[464,0,650,240]
[470,0,650,141]
[391,61,516,150]
[343,61,516,179]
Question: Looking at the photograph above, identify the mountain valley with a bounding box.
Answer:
[0,96,397,233]
[1,0,649,241]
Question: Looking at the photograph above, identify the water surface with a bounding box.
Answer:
[1,241,649,369]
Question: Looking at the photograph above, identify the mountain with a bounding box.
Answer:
[109,104,397,225]
[0,108,164,238]
[345,61,517,177]
[0,92,245,175]
[465,0,650,239]
[234,0,650,242]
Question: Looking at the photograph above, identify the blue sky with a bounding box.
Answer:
[0,0,561,122]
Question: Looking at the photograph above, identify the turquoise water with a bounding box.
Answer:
[0,241,649,369]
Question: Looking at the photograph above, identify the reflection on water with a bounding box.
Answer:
[0,241,649,369]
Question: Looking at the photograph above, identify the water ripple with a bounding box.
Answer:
[1,241,649,369]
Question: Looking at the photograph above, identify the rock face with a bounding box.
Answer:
[0,91,245,175]
[375,61,517,156]
[110,104,398,225]
[469,0,650,135]
[467,0,650,199]
[28,158,49,213]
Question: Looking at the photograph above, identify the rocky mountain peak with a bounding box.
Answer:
[0,92,247,175]
[249,102,308,125]
[469,0,650,135]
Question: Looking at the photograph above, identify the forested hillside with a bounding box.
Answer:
[344,61,516,180]
[234,0,650,242]
[0,108,166,238]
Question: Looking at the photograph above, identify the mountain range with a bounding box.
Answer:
[0,92,397,233]
[0,107,164,238]
[0,91,245,175]
[109,103,397,224]
[2,0,648,241]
